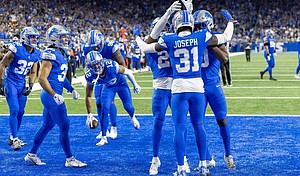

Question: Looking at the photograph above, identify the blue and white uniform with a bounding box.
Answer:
[132,44,141,70]
[5,42,40,139]
[85,59,135,136]
[158,29,212,165]
[262,36,276,77]
[146,48,172,157]
[295,37,300,75]
[30,48,74,158]
[83,41,118,127]
[202,44,231,159]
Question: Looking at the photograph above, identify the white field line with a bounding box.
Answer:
[2,96,300,100]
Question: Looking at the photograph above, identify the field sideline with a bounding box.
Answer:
[1,52,300,115]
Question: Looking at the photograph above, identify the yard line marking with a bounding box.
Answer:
[4,97,300,100]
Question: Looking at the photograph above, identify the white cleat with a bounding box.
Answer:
[96,130,110,139]
[96,136,108,146]
[12,138,21,151]
[130,116,140,130]
[206,158,216,168]
[24,153,46,166]
[65,156,87,168]
[109,126,118,139]
[184,158,190,173]
[294,74,300,79]
[149,157,161,175]
[224,155,236,170]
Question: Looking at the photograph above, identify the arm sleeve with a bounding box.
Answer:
[123,68,138,87]
[214,22,234,45]
[63,78,74,92]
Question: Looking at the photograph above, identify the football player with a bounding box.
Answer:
[83,30,125,140]
[136,9,235,176]
[131,40,142,71]
[193,9,236,170]
[294,37,300,78]
[84,51,141,146]
[24,25,86,168]
[145,1,191,175]
[260,29,277,81]
[0,27,40,150]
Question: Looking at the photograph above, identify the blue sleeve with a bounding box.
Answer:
[63,78,74,92]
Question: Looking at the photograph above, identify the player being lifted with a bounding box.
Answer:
[0,27,41,150]
[260,29,277,81]
[136,7,235,176]
[193,9,236,170]
[85,51,141,146]
[83,30,125,140]
[24,25,86,168]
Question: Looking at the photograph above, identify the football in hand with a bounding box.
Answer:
[90,119,98,129]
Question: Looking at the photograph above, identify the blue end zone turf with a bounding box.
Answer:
[0,115,300,176]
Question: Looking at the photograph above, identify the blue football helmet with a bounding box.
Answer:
[87,30,105,52]
[265,29,274,38]
[46,25,70,49]
[86,51,104,74]
[20,27,40,47]
[172,10,194,33]
[193,10,214,31]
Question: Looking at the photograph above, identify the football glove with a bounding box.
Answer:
[86,113,98,128]
[221,9,234,22]
[166,1,182,16]
[134,84,141,94]
[53,93,64,105]
[181,0,193,14]
[71,90,80,100]
[273,53,277,57]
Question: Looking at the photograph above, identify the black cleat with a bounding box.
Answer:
[269,77,277,81]
[260,71,264,79]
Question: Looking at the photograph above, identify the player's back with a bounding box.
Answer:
[5,42,40,85]
[146,51,172,79]
[41,48,68,94]
[263,37,275,54]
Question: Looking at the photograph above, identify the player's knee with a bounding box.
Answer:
[217,119,228,126]
[9,110,18,117]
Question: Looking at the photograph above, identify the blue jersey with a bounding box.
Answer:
[297,37,300,55]
[83,41,119,59]
[201,47,221,86]
[5,42,40,86]
[263,37,275,54]
[146,51,172,79]
[40,48,68,94]
[158,30,212,93]
[132,45,141,59]
[85,59,126,88]
[118,42,127,59]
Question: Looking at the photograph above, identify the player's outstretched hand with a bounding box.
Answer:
[53,93,64,105]
[181,0,193,14]
[221,9,235,22]
[71,90,80,100]
[167,1,181,15]
[134,84,141,94]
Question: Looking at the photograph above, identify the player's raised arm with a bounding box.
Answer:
[209,9,235,46]
[136,36,163,53]
[119,65,141,94]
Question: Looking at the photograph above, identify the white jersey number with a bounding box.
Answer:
[174,47,199,73]
[201,49,209,68]
[58,64,68,82]
[15,60,34,75]
[157,51,170,69]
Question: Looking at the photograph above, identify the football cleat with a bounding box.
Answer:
[149,157,161,175]
[269,77,277,81]
[224,155,236,170]
[65,156,87,168]
[184,158,190,173]
[260,71,264,79]
[130,116,140,130]
[96,136,108,146]
[294,74,300,79]
[12,139,22,151]
[24,153,46,166]
[8,136,27,146]
[96,130,110,139]
[199,166,211,176]
[206,158,216,168]
[173,170,187,176]
[109,126,118,139]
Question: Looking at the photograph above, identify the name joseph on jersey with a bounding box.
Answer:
[174,38,198,48]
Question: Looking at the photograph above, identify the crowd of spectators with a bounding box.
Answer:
[0,0,299,45]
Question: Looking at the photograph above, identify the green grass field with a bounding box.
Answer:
[1,52,299,115]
